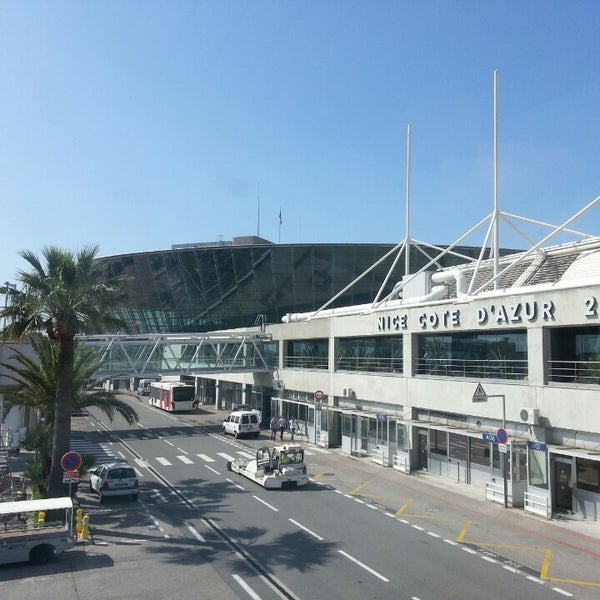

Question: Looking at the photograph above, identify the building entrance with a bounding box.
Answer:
[553,459,573,513]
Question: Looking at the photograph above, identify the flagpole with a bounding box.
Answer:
[278,208,282,243]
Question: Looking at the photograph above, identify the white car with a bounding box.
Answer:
[89,461,139,502]
[222,410,261,438]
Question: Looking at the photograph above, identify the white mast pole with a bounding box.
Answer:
[493,70,500,288]
[405,123,412,277]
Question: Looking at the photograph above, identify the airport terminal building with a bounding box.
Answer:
[3,221,600,523]
[100,225,600,522]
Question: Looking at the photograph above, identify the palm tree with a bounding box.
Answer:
[0,246,128,497]
[1,337,138,495]
[2,337,138,425]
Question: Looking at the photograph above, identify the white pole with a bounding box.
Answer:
[405,123,412,277]
[493,70,500,288]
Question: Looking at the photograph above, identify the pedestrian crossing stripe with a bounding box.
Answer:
[197,454,214,462]
[217,452,235,462]
[177,455,194,464]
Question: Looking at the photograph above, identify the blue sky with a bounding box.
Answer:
[1,1,599,282]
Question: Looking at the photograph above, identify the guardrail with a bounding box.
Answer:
[485,480,508,506]
[524,491,551,519]
[392,454,410,474]
[370,447,385,466]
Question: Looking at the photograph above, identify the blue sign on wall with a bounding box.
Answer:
[527,441,547,451]
[482,432,498,442]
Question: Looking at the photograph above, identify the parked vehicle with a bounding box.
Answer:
[0,496,75,565]
[227,444,309,489]
[222,410,261,438]
[231,404,262,423]
[136,378,156,396]
[89,461,139,502]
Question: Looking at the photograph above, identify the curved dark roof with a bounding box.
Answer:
[100,242,485,333]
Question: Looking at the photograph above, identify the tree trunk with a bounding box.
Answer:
[47,335,75,498]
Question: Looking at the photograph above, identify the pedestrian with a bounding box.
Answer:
[277,415,287,441]
[269,416,278,441]
[288,416,298,441]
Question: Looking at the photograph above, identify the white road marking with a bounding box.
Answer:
[338,550,389,582]
[205,465,220,475]
[552,587,573,597]
[237,451,255,459]
[197,453,215,462]
[185,522,206,543]
[177,447,189,455]
[134,458,151,469]
[156,457,172,466]
[289,518,323,541]
[177,455,194,464]
[164,440,175,446]
[226,478,245,491]
[253,495,278,512]
[232,574,262,600]
[218,452,235,462]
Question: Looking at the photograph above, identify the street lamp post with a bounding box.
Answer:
[472,384,508,508]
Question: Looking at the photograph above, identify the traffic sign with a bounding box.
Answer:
[497,428,508,444]
[61,451,82,472]
[63,470,80,483]
[472,383,488,403]
[314,390,324,401]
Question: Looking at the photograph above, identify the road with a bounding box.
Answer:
[2,394,600,599]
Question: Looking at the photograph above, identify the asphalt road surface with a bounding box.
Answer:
[2,394,600,600]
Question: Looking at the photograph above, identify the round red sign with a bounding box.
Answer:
[61,451,82,471]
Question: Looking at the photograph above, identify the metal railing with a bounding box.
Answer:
[337,356,403,373]
[415,357,527,380]
[524,491,551,519]
[485,480,510,506]
[547,360,600,384]
[393,454,410,474]
[284,355,329,370]
[370,447,385,466]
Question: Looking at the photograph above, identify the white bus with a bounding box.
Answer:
[148,381,196,412]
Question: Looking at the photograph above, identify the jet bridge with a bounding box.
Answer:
[78,332,276,379]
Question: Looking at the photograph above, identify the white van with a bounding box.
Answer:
[222,410,261,438]
[136,379,155,396]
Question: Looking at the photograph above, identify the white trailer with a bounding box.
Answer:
[0,496,75,565]
[227,444,309,489]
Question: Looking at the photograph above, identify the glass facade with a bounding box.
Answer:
[100,241,483,334]
[100,238,477,333]
[415,330,528,380]
[337,335,403,373]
